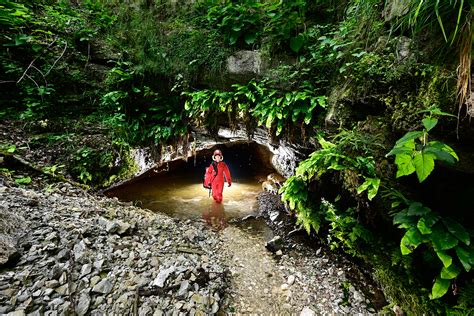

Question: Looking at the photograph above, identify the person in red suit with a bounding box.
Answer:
[204,149,232,203]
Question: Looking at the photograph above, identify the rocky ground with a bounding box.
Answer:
[0,184,226,315]
[0,180,378,315]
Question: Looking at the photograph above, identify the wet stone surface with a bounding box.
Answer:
[0,184,375,315]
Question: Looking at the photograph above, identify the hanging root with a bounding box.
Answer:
[456,9,473,138]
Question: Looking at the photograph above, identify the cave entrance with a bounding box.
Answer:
[105,142,278,226]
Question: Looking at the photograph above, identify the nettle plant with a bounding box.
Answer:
[387,107,458,182]
[390,193,474,299]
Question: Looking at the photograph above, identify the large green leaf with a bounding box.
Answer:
[413,151,436,182]
[431,223,459,251]
[455,246,471,272]
[417,213,440,235]
[430,276,450,299]
[440,264,461,279]
[407,202,431,216]
[393,209,417,229]
[443,218,470,246]
[387,139,415,157]
[400,227,423,255]
[290,34,305,53]
[436,250,452,268]
[244,32,257,45]
[395,153,415,178]
[395,131,424,146]
[425,141,458,164]
[422,117,438,131]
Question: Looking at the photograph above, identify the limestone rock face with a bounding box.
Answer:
[383,0,411,21]
[0,197,26,266]
[226,50,267,76]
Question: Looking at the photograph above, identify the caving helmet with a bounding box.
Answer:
[212,149,223,160]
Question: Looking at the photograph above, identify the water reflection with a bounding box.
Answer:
[202,201,227,231]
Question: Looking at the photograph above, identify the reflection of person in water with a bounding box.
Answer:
[205,149,232,203]
[202,201,227,230]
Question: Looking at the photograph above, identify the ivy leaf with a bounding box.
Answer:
[413,151,436,182]
[244,32,257,45]
[400,227,423,255]
[407,202,431,216]
[431,223,459,251]
[430,276,450,299]
[417,213,440,234]
[395,153,416,178]
[443,218,470,246]
[455,246,471,272]
[422,117,438,131]
[436,250,452,268]
[440,264,461,279]
[290,34,305,53]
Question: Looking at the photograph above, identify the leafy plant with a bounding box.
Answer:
[390,193,474,299]
[387,107,458,182]
[0,1,32,26]
[183,80,327,136]
[15,176,32,185]
[324,199,372,255]
[280,136,380,241]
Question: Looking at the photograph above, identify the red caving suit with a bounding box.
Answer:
[207,161,232,203]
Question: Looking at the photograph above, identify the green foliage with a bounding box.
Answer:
[183,80,327,136]
[390,194,474,299]
[393,0,472,44]
[323,199,372,255]
[200,0,306,52]
[280,136,379,253]
[0,1,32,26]
[294,137,380,201]
[387,107,458,182]
[14,176,32,185]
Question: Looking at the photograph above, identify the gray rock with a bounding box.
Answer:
[287,275,295,286]
[56,249,69,261]
[178,280,189,297]
[45,280,59,288]
[92,279,113,294]
[227,50,266,75]
[151,266,175,288]
[300,306,316,316]
[55,284,69,295]
[93,259,105,271]
[75,292,91,316]
[6,310,26,316]
[265,236,283,253]
[80,264,92,277]
[73,241,87,261]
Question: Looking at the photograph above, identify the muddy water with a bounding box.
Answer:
[110,171,267,230]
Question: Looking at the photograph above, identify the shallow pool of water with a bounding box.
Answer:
[110,172,264,229]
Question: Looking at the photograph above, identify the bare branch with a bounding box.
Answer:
[45,41,68,76]
[31,65,48,87]
[25,74,43,102]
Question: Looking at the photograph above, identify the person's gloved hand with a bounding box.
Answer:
[228,183,232,187]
